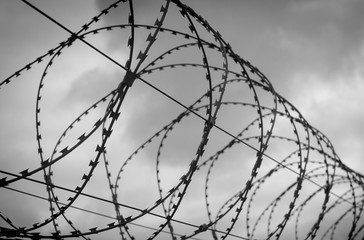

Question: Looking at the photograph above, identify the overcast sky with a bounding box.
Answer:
[1,0,364,239]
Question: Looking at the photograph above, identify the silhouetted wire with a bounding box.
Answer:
[0,170,248,240]
[2,186,206,240]
[19,0,354,207]
[0,0,362,239]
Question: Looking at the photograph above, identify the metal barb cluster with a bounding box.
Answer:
[1,0,364,239]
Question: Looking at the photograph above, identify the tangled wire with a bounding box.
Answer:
[1,0,363,239]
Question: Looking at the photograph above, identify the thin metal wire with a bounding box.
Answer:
[0,0,363,239]
[0,170,248,240]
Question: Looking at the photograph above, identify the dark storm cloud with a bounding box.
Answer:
[281,0,364,75]
[185,0,364,88]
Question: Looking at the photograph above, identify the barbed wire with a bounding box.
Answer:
[1,0,363,239]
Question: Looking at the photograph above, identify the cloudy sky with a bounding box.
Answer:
[1,0,364,239]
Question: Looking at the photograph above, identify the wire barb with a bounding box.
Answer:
[1,0,363,239]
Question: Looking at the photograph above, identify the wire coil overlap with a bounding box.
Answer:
[1,0,363,239]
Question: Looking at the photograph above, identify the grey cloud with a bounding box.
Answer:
[184,0,364,95]
[280,0,364,75]
[2,0,364,238]
[63,68,119,106]
[95,0,166,25]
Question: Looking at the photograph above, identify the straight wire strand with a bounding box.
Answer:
[0,170,249,240]
[18,0,355,207]
[2,186,205,240]
[20,0,128,72]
